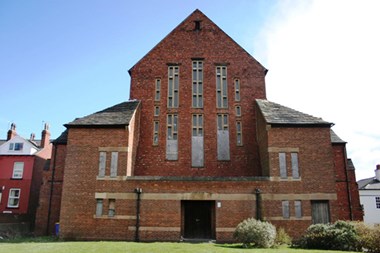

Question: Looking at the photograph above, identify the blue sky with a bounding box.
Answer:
[1,0,379,180]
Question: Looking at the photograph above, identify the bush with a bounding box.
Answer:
[233,218,276,248]
[296,220,359,251]
[275,227,292,246]
[352,222,380,253]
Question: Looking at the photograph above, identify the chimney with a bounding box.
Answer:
[6,123,17,140]
[30,133,35,142]
[40,123,50,148]
[375,164,380,181]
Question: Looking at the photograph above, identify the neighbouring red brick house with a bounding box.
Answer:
[42,9,361,241]
[0,123,51,234]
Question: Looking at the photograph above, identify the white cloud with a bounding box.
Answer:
[255,0,380,179]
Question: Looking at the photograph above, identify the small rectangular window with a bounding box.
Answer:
[234,79,240,101]
[192,114,203,137]
[108,199,115,217]
[216,66,228,108]
[295,200,302,218]
[96,199,103,217]
[98,152,106,177]
[9,143,14,150]
[110,152,118,177]
[376,197,380,209]
[167,114,178,140]
[168,66,179,108]
[282,200,290,219]
[8,188,20,208]
[291,153,300,179]
[154,106,160,116]
[12,162,24,179]
[155,79,161,101]
[279,153,287,179]
[14,143,23,151]
[153,121,159,145]
[235,106,241,117]
[236,121,243,146]
[192,61,203,108]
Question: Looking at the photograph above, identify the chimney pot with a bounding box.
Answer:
[375,164,380,181]
[6,123,17,140]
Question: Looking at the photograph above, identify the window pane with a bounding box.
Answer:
[282,200,290,218]
[291,153,300,179]
[279,153,287,178]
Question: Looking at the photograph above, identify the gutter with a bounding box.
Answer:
[134,188,142,242]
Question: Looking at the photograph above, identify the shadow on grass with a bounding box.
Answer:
[214,243,251,249]
[0,236,59,243]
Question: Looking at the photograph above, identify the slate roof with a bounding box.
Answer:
[358,177,380,190]
[331,130,346,144]
[65,101,139,128]
[52,130,68,144]
[256,99,332,126]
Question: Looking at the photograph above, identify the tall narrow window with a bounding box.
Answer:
[216,66,228,108]
[217,114,230,160]
[168,66,179,108]
[154,106,160,116]
[236,121,243,146]
[108,199,116,217]
[98,152,106,177]
[234,79,241,101]
[153,121,159,145]
[192,114,204,167]
[235,106,241,117]
[295,200,302,218]
[279,153,287,179]
[110,152,118,177]
[282,200,290,219]
[166,114,178,160]
[291,153,300,179]
[155,79,161,101]
[7,188,20,208]
[96,199,103,217]
[192,61,203,108]
[12,162,24,179]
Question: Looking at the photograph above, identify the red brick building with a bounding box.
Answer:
[48,10,361,241]
[0,123,51,234]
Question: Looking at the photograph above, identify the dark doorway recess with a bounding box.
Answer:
[182,200,215,239]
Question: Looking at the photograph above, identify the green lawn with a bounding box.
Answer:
[0,241,360,253]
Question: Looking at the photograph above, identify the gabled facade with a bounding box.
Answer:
[358,165,380,225]
[0,123,52,233]
[53,9,362,241]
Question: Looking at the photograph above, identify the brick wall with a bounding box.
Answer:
[129,10,266,177]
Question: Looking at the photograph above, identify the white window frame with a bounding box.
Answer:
[96,199,103,217]
[234,79,241,101]
[235,106,241,117]
[153,121,159,145]
[168,66,179,108]
[376,196,380,209]
[192,114,203,137]
[7,188,21,208]
[12,162,24,179]
[236,121,243,146]
[167,114,178,140]
[192,61,203,108]
[155,79,161,101]
[282,200,290,219]
[216,66,228,108]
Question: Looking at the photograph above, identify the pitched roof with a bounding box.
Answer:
[256,99,332,126]
[52,130,68,144]
[129,9,267,76]
[65,101,139,128]
[331,130,346,144]
[358,177,380,190]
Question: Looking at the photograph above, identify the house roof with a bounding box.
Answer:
[52,130,68,144]
[65,101,139,128]
[358,177,380,190]
[331,130,346,144]
[256,99,332,127]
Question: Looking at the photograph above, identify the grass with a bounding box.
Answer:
[0,239,360,253]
